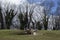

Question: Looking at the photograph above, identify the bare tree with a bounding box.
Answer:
[43,8,48,30]
[5,9,17,29]
[0,5,4,29]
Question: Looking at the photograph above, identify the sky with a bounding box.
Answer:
[27,0,43,3]
[0,0,26,5]
[0,0,59,14]
[28,0,58,14]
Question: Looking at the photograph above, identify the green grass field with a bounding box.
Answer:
[0,30,60,40]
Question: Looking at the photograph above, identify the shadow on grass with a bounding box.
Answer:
[10,31,31,35]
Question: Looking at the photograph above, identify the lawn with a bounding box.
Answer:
[0,30,60,40]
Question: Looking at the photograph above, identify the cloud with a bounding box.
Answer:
[0,0,26,5]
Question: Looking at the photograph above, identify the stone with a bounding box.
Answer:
[33,32,37,35]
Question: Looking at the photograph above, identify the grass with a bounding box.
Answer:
[0,30,60,40]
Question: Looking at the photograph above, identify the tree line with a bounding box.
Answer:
[0,4,60,30]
